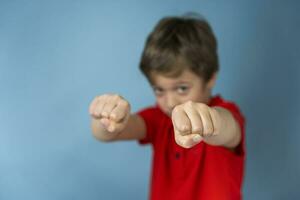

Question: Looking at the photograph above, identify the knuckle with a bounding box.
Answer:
[184,100,194,108]
[185,143,193,149]
[121,100,130,108]
[203,126,213,136]
[175,137,183,146]
[102,104,109,110]
[172,106,180,114]
[204,130,211,136]
[112,94,121,100]
[180,125,189,132]
[110,112,117,118]
[179,125,185,132]
[206,126,214,134]
[212,126,218,135]
[98,95,108,103]
[192,126,202,133]
[101,94,109,99]
[198,103,208,111]
[202,131,209,137]
[95,95,103,102]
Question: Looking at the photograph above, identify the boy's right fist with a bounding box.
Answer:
[89,94,131,134]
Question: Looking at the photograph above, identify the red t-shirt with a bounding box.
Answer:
[137,95,246,200]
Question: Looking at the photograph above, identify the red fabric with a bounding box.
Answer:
[137,95,246,200]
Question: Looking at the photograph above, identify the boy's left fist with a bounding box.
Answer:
[171,101,219,148]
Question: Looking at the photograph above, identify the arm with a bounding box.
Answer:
[172,101,241,149]
[202,106,241,148]
[89,94,146,142]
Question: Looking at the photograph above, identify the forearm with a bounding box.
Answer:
[203,107,241,148]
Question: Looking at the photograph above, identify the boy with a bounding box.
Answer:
[89,14,245,200]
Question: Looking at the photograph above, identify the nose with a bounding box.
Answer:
[165,93,178,112]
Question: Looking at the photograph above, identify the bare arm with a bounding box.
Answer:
[172,101,241,149]
[202,106,241,148]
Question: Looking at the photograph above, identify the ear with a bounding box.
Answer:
[207,72,218,89]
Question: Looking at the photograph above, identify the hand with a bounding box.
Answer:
[89,94,131,134]
[171,101,218,148]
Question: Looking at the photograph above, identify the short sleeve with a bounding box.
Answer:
[136,107,159,145]
[215,101,246,156]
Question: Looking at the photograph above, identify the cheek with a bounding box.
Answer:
[155,97,165,107]
[184,91,205,103]
[190,94,204,102]
[155,97,169,113]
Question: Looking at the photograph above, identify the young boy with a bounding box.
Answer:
[89,14,245,200]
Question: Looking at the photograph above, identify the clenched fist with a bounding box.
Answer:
[89,94,131,134]
[172,101,219,148]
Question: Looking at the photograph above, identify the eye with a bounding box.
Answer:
[176,85,189,94]
[153,87,164,96]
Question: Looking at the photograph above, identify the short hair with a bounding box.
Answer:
[139,13,219,83]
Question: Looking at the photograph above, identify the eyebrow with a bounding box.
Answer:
[175,81,192,85]
[152,81,192,87]
[151,83,192,91]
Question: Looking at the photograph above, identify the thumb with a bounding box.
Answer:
[100,118,125,133]
[100,118,111,129]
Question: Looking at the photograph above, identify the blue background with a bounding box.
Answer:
[1,1,299,199]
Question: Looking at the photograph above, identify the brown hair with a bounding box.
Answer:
[139,13,219,83]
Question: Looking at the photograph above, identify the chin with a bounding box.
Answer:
[164,110,172,117]
[158,106,172,117]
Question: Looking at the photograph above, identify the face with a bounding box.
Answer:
[150,69,216,117]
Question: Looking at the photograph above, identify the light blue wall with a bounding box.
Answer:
[1,1,299,199]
